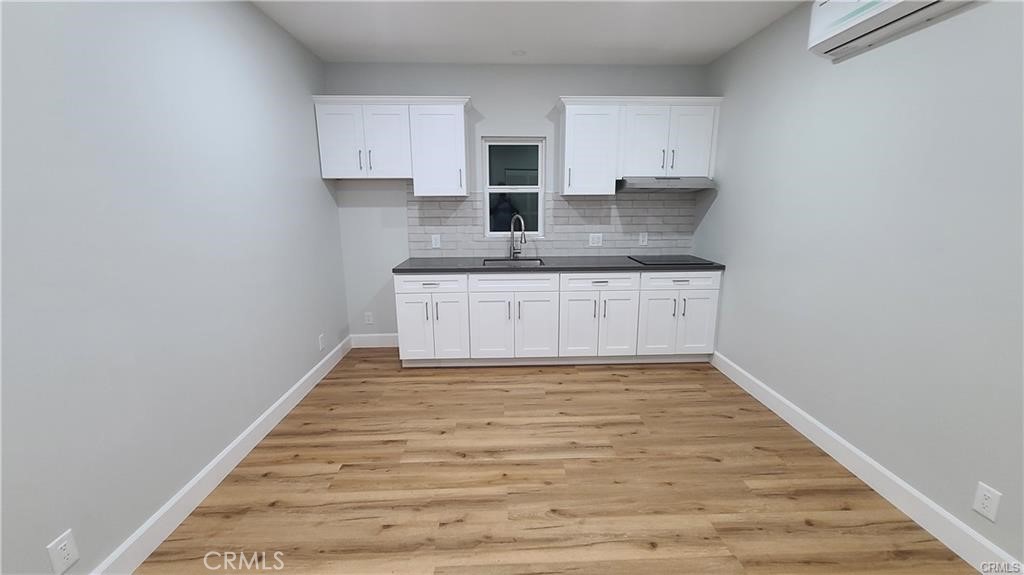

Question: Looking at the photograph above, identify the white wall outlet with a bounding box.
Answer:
[639,232,649,246]
[972,481,1001,522]
[589,233,603,247]
[364,312,374,325]
[318,333,325,352]
[431,234,441,249]
[46,529,80,575]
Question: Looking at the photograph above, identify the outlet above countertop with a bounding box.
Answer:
[392,255,725,274]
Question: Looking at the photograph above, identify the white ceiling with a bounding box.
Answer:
[256,1,802,66]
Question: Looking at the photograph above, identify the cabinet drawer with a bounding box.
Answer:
[394,274,468,294]
[469,273,559,293]
[560,272,640,292]
[641,271,721,290]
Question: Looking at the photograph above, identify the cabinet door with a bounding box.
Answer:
[622,106,671,177]
[667,106,716,177]
[636,290,679,355]
[432,292,470,359]
[675,289,720,354]
[315,104,365,178]
[515,292,560,357]
[469,292,514,358]
[362,105,412,178]
[410,105,467,197]
[559,291,599,357]
[395,293,434,360]
[563,105,620,196]
[598,291,640,356]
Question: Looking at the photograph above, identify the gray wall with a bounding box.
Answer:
[2,3,348,572]
[697,2,1023,558]
[324,63,710,335]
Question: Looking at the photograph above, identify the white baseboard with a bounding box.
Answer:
[92,340,351,574]
[350,332,398,348]
[711,352,1020,572]
[402,354,711,368]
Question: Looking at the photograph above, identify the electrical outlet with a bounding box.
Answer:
[589,233,603,247]
[972,482,1001,522]
[46,529,80,575]
[364,312,374,325]
[318,333,325,352]
[431,234,441,249]
[639,232,648,246]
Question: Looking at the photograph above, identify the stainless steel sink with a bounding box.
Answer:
[482,258,545,268]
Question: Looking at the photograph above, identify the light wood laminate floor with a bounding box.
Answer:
[139,348,970,574]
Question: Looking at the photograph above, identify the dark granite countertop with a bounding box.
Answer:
[392,255,725,274]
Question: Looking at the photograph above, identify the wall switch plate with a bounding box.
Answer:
[972,482,1001,522]
[318,333,325,352]
[431,234,441,249]
[364,312,374,325]
[639,232,648,246]
[589,233,603,247]
[46,529,80,575]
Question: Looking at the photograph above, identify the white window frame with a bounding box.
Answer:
[482,137,545,238]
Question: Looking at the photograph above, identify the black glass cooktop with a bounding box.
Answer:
[628,255,714,266]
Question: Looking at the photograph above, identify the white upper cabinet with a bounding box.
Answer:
[313,96,468,195]
[315,104,365,179]
[362,105,412,178]
[668,106,717,177]
[410,104,467,197]
[562,104,620,196]
[560,97,720,189]
[622,106,671,177]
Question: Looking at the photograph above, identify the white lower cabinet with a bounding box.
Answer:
[598,291,640,356]
[559,291,600,356]
[469,292,515,358]
[514,292,560,357]
[637,288,719,355]
[675,290,719,354]
[395,291,469,360]
[396,271,719,363]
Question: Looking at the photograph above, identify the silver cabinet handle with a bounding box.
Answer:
[681,298,687,316]
[358,149,363,170]
[672,298,677,317]
[368,149,373,171]
[670,149,676,169]
[458,168,463,188]
[591,280,609,285]
[568,167,572,188]
[425,301,429,321]
[435,301,439,320]
[672,279,691,284]
[661,149,666,169]
[593,299,597,318]
[518,301,522,320]
[507,300,511,320]
[603,300,607,318]
[422,282,440,287]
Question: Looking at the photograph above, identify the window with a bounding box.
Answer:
[483,138,543,236]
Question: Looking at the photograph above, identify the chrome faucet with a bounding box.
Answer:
[509,213,527,259]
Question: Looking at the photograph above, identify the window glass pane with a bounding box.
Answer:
[489,192,538,232]
[488,145,539,187]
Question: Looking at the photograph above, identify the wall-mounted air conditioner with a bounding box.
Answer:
[808,0,972,62]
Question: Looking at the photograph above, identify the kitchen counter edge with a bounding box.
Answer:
[392,256,726,274]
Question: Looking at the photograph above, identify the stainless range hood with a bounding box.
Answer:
[617,176,716,192]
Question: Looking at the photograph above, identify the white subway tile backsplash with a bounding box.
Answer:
[406,190,697,257]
